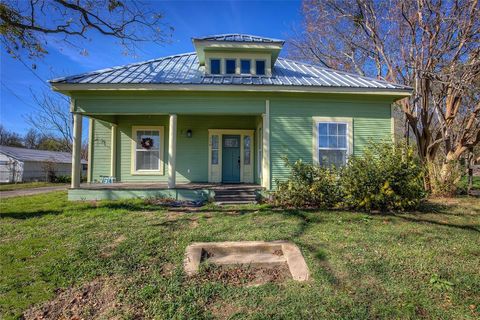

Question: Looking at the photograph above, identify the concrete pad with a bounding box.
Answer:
[183,241,310,282]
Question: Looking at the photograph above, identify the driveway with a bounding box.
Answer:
[0,185,68,199]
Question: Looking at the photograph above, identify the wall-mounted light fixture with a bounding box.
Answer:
[186,129,192,138]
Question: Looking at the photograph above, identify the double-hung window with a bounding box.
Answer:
[316,121,349,167]
[132,126,164,174]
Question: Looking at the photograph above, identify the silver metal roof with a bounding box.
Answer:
[0,145,87,164]
[193,34,284,43]
[50,52,411,91]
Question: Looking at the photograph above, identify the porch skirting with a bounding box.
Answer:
[68,183,262,201]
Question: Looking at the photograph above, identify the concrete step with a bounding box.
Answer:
[215,194,257,199]
[214,200,257,205]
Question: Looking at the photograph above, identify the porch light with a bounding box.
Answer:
[186,129,193,138]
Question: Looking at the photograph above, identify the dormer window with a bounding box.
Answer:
[210,59,221,75]
[240,60,251,74]
[256,60,266,75]
[225,59,236,74]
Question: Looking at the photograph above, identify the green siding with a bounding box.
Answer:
[91,120,112,181]
[269,98,392,185]
[86,93,393,188]
[91,115,258,183]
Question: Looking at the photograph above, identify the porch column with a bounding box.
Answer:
[168,114,177,188]
[71,113,83,188]
[262,100,271,189]
[110,124,117,177]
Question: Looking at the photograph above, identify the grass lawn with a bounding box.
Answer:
[0,182,63,191]
[0,193,479,319]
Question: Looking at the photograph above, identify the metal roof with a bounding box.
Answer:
[192,34,284,43]
[0,145,87,164]
[50,52,411,91]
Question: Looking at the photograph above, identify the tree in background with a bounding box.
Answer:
[0,0,172,59]
[290,0,479,194]
[0,125,23,147]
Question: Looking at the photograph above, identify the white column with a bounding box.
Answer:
[110,124,117,177]
[87,118,93,183]
[262,100,271,190]
[168,114,177,188]
[71,113,83,188]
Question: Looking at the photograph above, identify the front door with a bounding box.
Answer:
[222,135,241,183]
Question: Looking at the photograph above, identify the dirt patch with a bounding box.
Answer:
[23,277,136,320]
[208,300,246,319]
[194,263,292,287]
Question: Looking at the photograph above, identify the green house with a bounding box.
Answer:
[50,34,411,201]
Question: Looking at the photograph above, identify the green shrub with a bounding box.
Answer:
[340,142,425,211]
[54,175,71,183]
[274,158,342,208]
[273,141,425,212]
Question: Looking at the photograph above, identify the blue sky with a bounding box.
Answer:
[0,0,302,136]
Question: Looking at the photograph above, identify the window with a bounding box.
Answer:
[210,59,221,75]
[244,136,251,165]
[225,59,236,74]
[240,59,251,74]
[257,128,262,178]
[318,122,348,167]
[255,60,266,75]
[211,135,219,165]
[133,127,163,173]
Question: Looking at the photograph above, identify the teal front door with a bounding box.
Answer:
[222,135,241,183]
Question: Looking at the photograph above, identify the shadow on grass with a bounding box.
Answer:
[0,209,64,219]
[391,214,480,233]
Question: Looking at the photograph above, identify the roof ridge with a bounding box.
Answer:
[277,57,410,89]
[192,33,284,43]
[49,52,197,83]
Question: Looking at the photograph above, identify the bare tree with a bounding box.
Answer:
[290,0,480,192]
[26,91,73,152]
[0,125,24,147]
[0,0,172,59]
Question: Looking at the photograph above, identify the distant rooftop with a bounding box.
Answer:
[192,34,284,44]
[0,145,87,164]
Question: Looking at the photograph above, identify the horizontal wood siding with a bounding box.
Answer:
[269,98,392,185]
[91,120,112,181]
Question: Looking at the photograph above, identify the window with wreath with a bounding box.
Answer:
[134,128,162,172]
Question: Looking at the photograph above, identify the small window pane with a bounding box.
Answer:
[226,59,236,74]
[244,136,251,165]
[224,137,239,148]
[319,123,328,135]
[212,150,218,165]
[319,135,328,148]
[328,136,337,148]
[319,150,346,167]
[211,59,221,74]
[338,135,347,148]
[328,123,337,135]
[240,60,251,74]
[337,123,347,135]
[256,60,265,75]
[211,135,219,149]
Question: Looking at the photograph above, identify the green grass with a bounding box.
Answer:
[0,182,63,191]
[459,176,480,191]
[0,193,479,319]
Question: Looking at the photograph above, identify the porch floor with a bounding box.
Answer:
[75,182,263,191]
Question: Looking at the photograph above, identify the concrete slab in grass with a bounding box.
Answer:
[184,241,310,282]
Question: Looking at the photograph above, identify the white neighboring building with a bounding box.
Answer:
[0,145,87,183]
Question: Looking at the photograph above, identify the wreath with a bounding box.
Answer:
[141,137,154,150]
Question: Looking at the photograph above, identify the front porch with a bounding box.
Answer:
[68,182,263,201]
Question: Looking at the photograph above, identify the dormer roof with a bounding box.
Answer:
[192,34,284,67]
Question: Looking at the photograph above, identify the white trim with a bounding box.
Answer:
[168,115,177,188]
[207,129,254,183]
[71,113,83,188]
[131,126,165,175]
[312,117,353,166]
[52,83,412,97]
